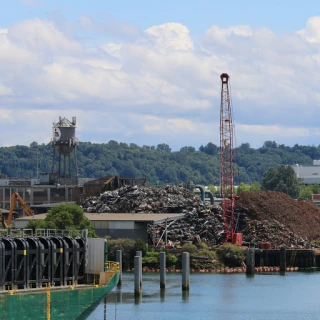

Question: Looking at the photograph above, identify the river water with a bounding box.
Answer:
[86,272,320,320]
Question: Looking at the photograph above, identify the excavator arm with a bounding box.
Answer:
[0,210,9,228]
[1,192,34,228]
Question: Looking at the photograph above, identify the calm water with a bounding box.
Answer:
[86,272,320,320]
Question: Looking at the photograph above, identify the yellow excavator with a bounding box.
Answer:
[0,192,34,228]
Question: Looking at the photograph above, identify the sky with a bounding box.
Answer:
[1,1,320,150]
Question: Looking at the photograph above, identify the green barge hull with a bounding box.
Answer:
[0,271,119,320]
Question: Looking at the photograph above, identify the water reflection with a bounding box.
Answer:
[116,290,122,303]
[87,272,320,320]
[160,288,165,302]
[182,290,189,303]
[134,293,142,305]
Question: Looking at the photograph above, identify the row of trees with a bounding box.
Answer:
[0,139,319,188]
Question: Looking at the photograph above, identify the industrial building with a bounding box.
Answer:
[292,160,320,184]
[14,212,185,242]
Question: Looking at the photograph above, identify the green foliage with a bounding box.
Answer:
[24,219,48,231]
[207,184,216,194]
[26,204,96,237]
[262,165,299,198]
[197,249,217,260]
[216,244,245,267]
[199,242,208,249]
[132,238,147,256]
[299,185,313,200]
[141,251,178,268]
[1,140,320,186]
[237,182,250,193]
[182,243,197,254]
[107,238,135,269]
[250,181,261,191]
[142,251,159,266]
[166,253,178,267]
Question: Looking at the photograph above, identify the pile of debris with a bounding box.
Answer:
[82,184,225,244]
[82,184,208,214]
[240,219,308,248]
[236,191,320,246]
[82,185,320,247]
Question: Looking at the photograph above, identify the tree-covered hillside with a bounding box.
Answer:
[0,140,318,185]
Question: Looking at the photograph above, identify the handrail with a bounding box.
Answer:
[105,261,120,271]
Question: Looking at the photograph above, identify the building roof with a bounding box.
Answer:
[31,202,76,208]
[16,212,185,224]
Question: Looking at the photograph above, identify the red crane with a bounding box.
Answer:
[219,73,242,245]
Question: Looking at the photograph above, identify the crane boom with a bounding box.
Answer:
[0,192,34,228]
[219,73,242,245]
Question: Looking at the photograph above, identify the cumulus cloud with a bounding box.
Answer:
[145,23,194,51]
[1,16,320,149]
[297,16,320,43]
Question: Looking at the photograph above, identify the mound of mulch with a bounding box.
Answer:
[236,191,320,241]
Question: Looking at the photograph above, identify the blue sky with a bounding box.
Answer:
[1,0,320,150]
[3,1,319,34]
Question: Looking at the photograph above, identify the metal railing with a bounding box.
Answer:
[105,261,120,271]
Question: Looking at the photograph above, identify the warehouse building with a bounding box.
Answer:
[292,161,320,184]
[14,212,184,243]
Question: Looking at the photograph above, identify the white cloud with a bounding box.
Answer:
[297,16,320,43]
[0,84,12,95]
[145,23,194,51]
[1,16,320,149]
[8,19,82,54]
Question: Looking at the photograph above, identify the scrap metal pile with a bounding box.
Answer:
[82,184,225,243]
[82,185,320,247]
[82,185,208,214]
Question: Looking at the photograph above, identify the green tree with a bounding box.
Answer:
[207,184,217,194]
[250,181,261,192]
[107,238,135,270]
[311,183,320,194]
[132,238,147,256]
[299,185,313,200]
[26,204,96,237]
[237,182,250,193]
[216,244,245,267]
[262,165,299,198]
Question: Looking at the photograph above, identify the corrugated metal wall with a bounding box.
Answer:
[87,238,105,274]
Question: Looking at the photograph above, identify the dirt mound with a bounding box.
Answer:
[236,191,320,241]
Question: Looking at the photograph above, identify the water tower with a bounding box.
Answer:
[51,116,78,183]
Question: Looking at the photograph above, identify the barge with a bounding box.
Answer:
[0,229,120,319]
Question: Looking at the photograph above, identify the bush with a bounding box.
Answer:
[216,244,245,267]
[107,238,135,269]
[132,238,147,256]
[181,243,197,254]
[143,251,160,267]
[197,249,217,260]
[166,253,178,267]
[199,242,208,249]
